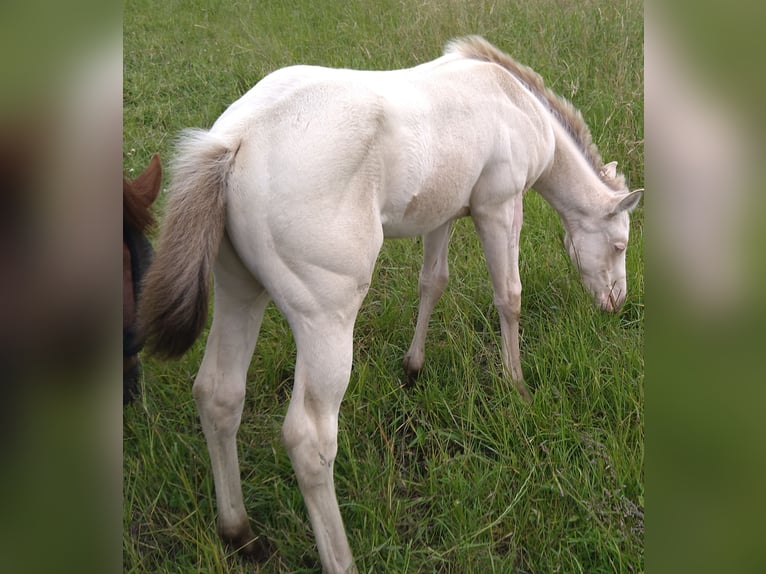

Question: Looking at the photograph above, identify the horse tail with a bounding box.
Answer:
[138,128,238,358]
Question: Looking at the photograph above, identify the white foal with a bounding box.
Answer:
[139,36,642,573]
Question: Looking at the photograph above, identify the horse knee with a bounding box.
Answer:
[494,284,522,319]
[283,408,337,488]
[420,268,448,298]
[193,371,246,409]
[193,373,246,435]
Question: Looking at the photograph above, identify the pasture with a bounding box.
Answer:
[123,1,644,572]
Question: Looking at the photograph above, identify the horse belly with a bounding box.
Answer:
[378,139,480,238]
[382,184,470,237]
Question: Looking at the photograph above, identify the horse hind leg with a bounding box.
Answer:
[403,221,452,383]
[282,318,359,573]
[275,251,379,572]
[192,235,271,558]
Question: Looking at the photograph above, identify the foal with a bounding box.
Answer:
[139,37,642,572]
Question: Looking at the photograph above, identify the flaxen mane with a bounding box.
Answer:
[446,36,625,191]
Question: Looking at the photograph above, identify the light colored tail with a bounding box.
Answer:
[138,128,237,358]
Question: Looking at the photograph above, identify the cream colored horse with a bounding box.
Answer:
[139,36,642,573]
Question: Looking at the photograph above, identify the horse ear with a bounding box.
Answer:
[133,153,163,206]
[611,189,643,215]
[600,161,618,180]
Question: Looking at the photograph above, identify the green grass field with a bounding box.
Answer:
[124,1,644,572]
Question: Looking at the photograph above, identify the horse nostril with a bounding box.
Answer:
[605,283,625,311]
[600,288,623,313]
[609,292,626,312]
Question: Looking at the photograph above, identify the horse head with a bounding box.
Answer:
[563,162,643,312]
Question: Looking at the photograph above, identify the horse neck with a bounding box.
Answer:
[533,121,609,225]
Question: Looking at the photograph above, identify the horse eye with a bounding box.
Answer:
[614,242,626,252]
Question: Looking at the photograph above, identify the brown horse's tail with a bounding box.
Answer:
[137,128,238,358]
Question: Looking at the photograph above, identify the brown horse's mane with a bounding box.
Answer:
[446,36,625,191]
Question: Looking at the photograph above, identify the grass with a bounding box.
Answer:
[124,1,643,572]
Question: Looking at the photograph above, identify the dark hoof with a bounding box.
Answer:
[515,381,533,404]
[220,523,273,562]
[402,356,421,388]
[237,535,273,562]
[404,368,421,388]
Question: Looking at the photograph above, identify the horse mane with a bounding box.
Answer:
[445,36,625,191]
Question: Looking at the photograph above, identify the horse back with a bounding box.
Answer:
[214,59,553,238]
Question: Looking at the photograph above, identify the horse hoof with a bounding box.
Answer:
[402,356,421,388]
[238,535,273,562]
[515,382,533,404]
[220,523,272,562]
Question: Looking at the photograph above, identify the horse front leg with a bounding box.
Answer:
[473,194,532,403]
[403,221,452,382]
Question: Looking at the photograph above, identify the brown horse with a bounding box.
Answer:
[123,153,161,403]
